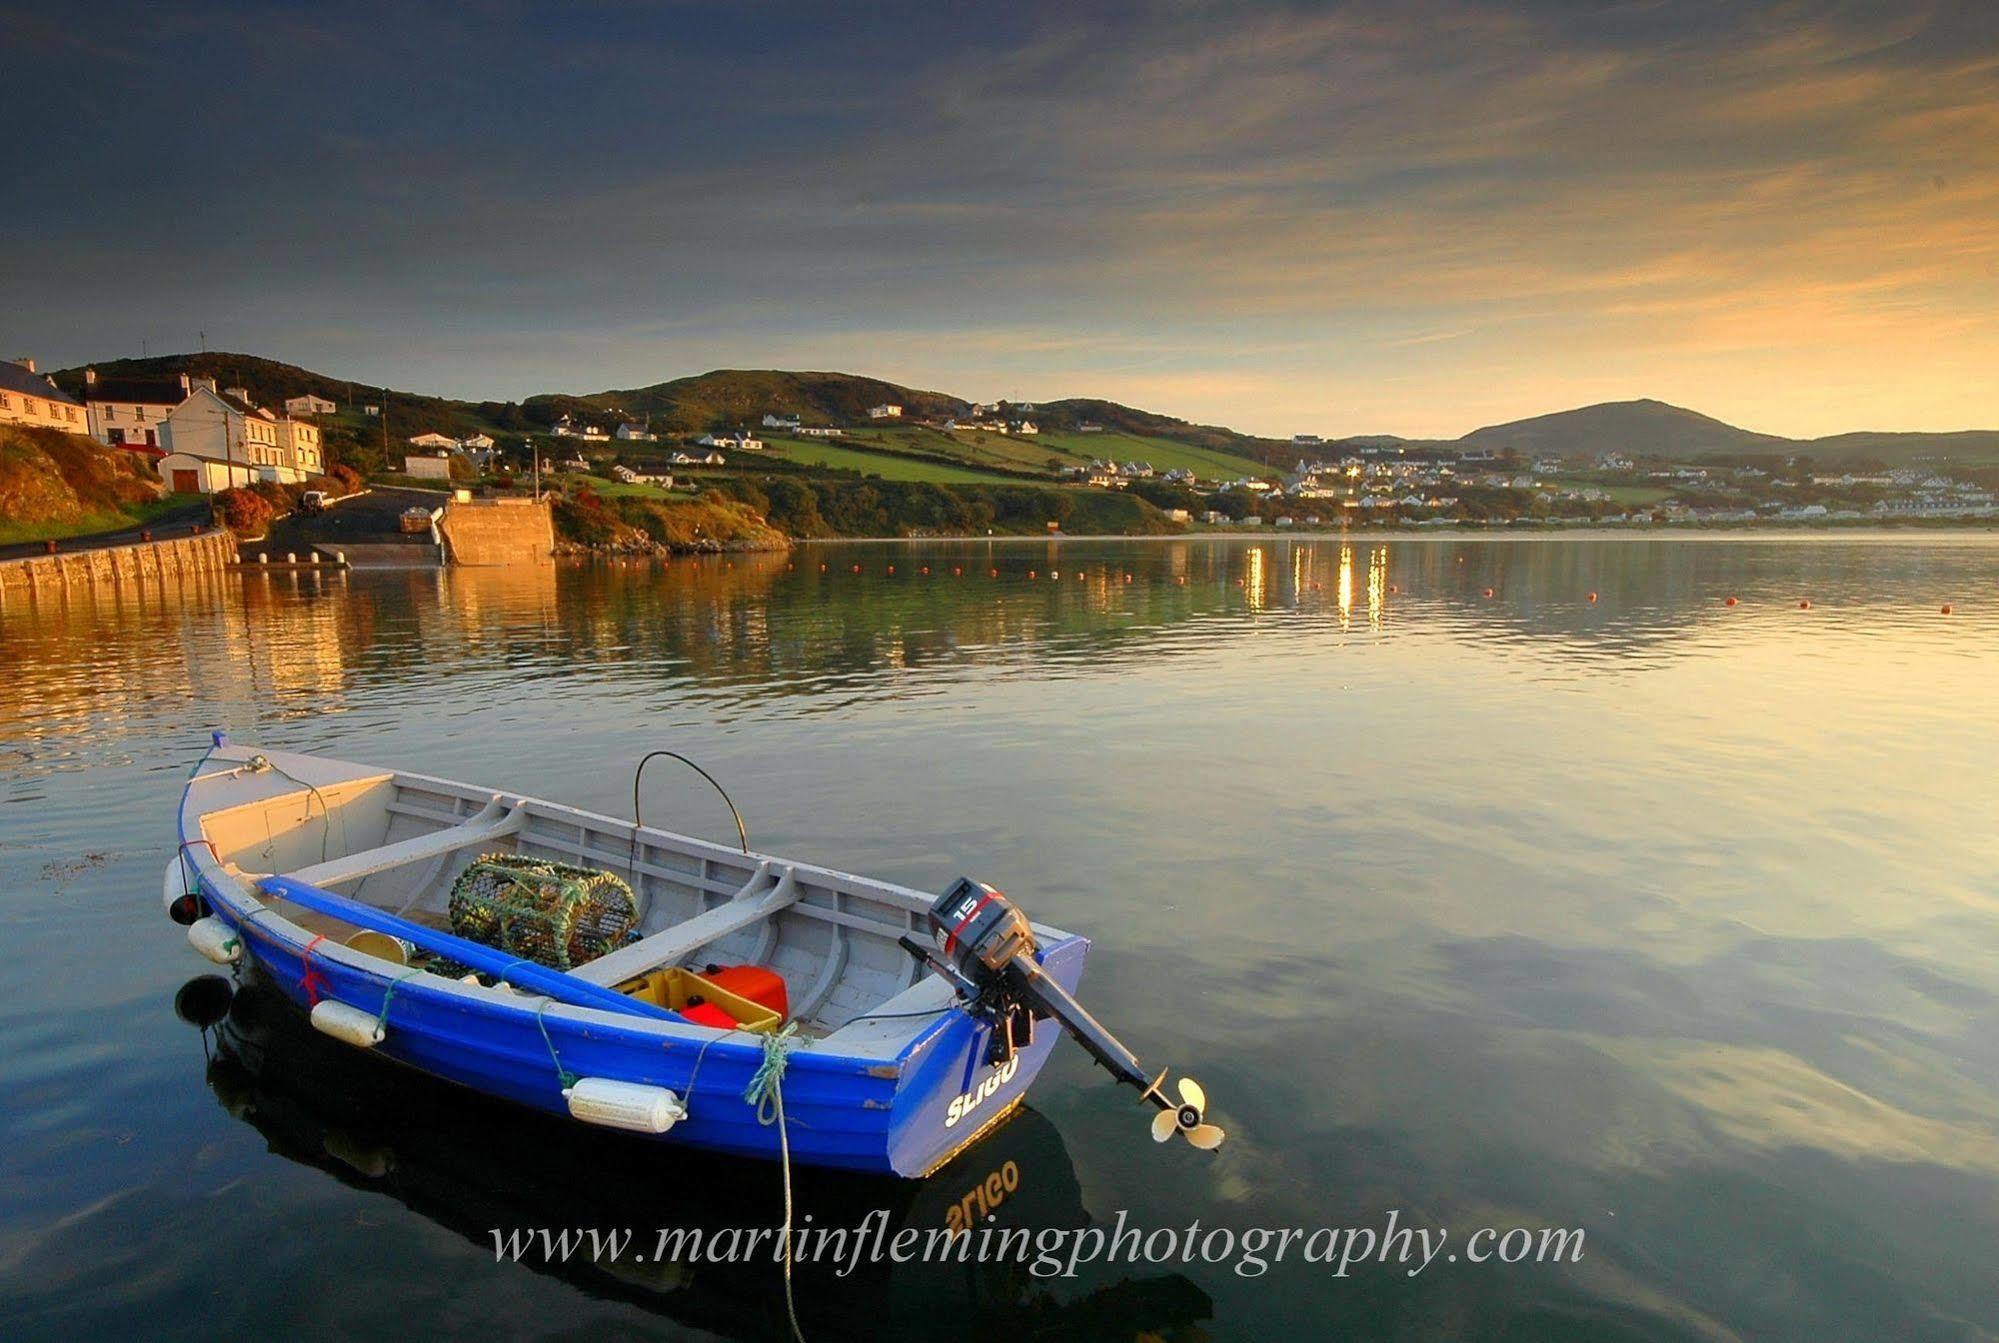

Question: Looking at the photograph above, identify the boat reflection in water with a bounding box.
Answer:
[184,975,1214,1343]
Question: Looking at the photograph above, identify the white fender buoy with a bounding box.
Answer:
[162,856,203,925]
[310,999,386,1048]
[187,916,241,964]
[564,1078,687,1134]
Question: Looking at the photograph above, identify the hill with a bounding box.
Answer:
[544,369,969,434]
[1461,399,1786,458]
[0,424,176,544]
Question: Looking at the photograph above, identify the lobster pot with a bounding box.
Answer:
[447,854,639,971]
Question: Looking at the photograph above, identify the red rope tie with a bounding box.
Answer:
[300,933,329,1006]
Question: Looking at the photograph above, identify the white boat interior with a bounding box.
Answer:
[188,746,1062,1055]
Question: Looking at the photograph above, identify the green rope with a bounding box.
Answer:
[374,969,424,1034]
[742,1022,799,1123]
[534,998,580,1090]
[742,1024,808,1343]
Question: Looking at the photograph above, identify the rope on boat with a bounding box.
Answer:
[743,1024,808,1343]
[533,998,580,1090]
[374,969,425,1035]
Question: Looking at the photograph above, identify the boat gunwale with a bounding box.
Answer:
[176,743,1071,1068]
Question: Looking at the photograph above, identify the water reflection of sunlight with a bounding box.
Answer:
[1368,545,1388,633]
[1336,544,1354,631]
[1244,546,1266,611]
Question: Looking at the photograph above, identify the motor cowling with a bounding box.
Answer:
[929,878,1037,982]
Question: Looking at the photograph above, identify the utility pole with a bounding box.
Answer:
[533,438,541,501]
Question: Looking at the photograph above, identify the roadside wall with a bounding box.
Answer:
[437,497,554,566]
[0,528,236,598]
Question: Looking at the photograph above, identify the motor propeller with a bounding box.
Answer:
[904,878,1226,1152]
[1147,1075,1225,1149]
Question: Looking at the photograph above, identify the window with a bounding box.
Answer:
[65,407,78,422]
[103,405,117,421]
[23,398,37,415]
[0,393,10,409]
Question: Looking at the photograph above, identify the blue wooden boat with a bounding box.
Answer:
[169,736,1220,1177]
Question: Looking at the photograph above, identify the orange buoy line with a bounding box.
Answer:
[1724,595,1737,606]
[1799,599,1811,609]
[1941,603,1953,614]
[1586,591,1598,602]
[1482,587,1494,598]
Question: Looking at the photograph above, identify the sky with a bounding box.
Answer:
[2,0,1995,440]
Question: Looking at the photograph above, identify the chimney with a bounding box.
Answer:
[12,357,35,373]
[178,373,191,394]
[194,376,217,393]
[85,367,97,386]
[225,386,252,405]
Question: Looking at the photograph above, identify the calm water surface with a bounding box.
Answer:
[3,536,1997,1341]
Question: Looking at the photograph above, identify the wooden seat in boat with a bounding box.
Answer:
[285,794,524,888]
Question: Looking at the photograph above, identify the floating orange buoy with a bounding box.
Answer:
[852,564,862,573]
[1586,592,1598,602]
[1725,595,1737,606]
[920,566,929,575]
[887,565,895,574]
[1177,576,1187,585]
[1482,587,1494,598]
[1388,584,1399,594]
[1077,572,1085,581]
[1799,599,1811,609]
[819,563,827,571]
[953,567,962,576]
[786,563,793,571]
[1941,603,1953,614]
[990,568,999,577]
[1029,570,1037,580]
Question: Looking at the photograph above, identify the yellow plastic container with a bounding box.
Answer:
[614,967,781,1033]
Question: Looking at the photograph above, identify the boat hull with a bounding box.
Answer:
[203,870,1088,1177]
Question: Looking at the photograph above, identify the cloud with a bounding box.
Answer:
[5,0,1997,437]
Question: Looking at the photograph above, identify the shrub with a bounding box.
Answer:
[213,486,273,535]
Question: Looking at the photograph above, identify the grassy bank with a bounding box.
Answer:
[0,424,181,544]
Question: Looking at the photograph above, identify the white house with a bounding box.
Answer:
[83,368,189,449]
[408,431,459,450]
[0,358,87,433]
[797,426,843,438]
[761,413,801,430]
[670,450,727,466]
[283,393,336,416]
[404,452,454,480]
[156,381,322,492]
[462,432,495,450]
[615,422,656,442]
[697,433,763,451]
[867,404,903,419]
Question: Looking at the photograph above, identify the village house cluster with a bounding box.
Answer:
[0,357,327,494]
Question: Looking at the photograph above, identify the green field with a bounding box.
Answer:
[803,425,1268,483]
[759,435,1022,483]
[1031,431,1269,480]
[587,478,686,500]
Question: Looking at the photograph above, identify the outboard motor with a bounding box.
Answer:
[901,878,1224,1150]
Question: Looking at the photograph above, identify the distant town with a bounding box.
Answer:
[2,351,1995,554]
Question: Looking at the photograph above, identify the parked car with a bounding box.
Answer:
[400,507,435,535]
[298,490,332,515]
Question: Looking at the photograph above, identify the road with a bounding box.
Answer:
[259,486,445,555]
[0,502,213,562]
